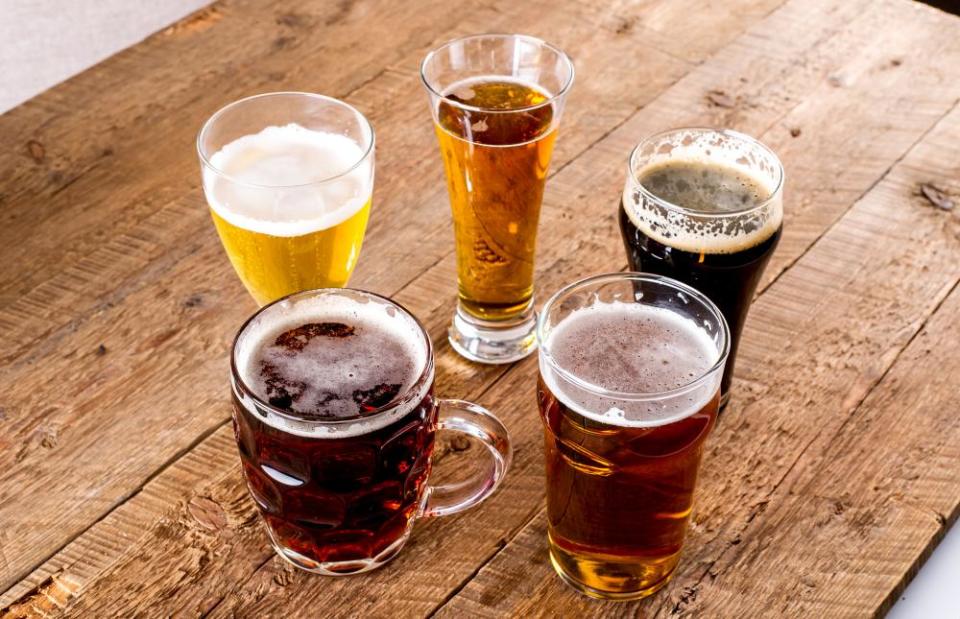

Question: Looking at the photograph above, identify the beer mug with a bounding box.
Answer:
[420,34,574,364]
[537,273,729,599]
[230,288,512,574]
[198,93,375,306]
[619,128,783,406]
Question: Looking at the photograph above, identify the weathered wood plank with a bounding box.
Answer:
[2,0,957,616]
[0,0,518,594]
[0,0,786,606]
[435,97,960,618]
[674,108,960,619]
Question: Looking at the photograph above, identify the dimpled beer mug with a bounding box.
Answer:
[230,288,512,574]
[198,92,375,306]
[421,34,574,363]
[537,273,729,599]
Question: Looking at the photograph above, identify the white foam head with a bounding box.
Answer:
[233,292,431,438]
[203,123,373,238]
[623,128,783,255]
[540,301,722,428]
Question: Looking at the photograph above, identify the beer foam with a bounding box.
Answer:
[540,302,721,428]
[442,76,556,105]
[204,123,373,238]
[234,294,431,438]
[623,149,783,256]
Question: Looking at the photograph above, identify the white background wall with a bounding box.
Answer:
[0,0,208,112]
[0,1,957,616]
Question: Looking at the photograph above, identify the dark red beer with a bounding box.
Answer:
[230,291,437,573]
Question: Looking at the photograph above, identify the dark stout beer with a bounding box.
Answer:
[232,296,436,573]
[538,297,721,599]
[619,131,784,404]
[435,78,557,321]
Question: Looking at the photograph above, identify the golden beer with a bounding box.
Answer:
[421,34,573,363]
[209,199,370,306]
[435,79,557,321]
[198,93,375,306]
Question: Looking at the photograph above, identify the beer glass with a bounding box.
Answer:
[230,288,512,574]
[420,34,574,364]
[537,273,729,599]
[619,128,784,406]
[198,93,375,306]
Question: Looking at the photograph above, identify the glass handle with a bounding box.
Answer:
[421,399,513,518]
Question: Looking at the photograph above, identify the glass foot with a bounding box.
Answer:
[448,302,537,364]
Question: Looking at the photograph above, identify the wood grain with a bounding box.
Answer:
[436,94,960,619]
[0,0,785,607]
[1,0,958,616]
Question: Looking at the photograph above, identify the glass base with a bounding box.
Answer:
[265,521,410,576]
[548,539,677,601]
[448,301,537,364]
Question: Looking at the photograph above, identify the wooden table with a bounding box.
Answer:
[1,0,958,616]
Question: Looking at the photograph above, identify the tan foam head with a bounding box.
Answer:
[540,301,721,427]
[233,293,431,438]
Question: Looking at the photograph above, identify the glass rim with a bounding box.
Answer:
[230,287,434,426]
[419,33,575,115]
[627,127,784,219]
[536,272,731,402]
[196,91,376,190]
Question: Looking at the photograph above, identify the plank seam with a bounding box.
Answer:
[0,417,228,605]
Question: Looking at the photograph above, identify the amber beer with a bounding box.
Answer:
[421,35,574,363]
[230,288,512,575]
[198,93,375,306]
[619,128,784,405]
[536,273,729,599]
[435,80,556,320]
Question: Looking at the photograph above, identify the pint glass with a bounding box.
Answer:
[537,273,729,599]
[198,93,375,306]
[619,128,783,406]
[421,34,574,363]
[231,288,512,574]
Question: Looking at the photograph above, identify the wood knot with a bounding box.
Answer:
[184,293,204,308]
[276,12,314,29]
[40,426,59,449]
[615,17,635,35]
[827,74,848,88]
[26,140,45,163]
[919,183,954,211]
[188,496,228,531]
[705,89,736,108]
[272,35,295,51]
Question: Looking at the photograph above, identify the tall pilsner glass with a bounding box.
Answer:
[421,35,574,363]
[198,92,375,306]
